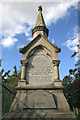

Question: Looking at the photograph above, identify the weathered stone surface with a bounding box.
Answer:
[26,90,56,108]
[2,109,76,119]
[10,89,70,112]
[26,48,54,84]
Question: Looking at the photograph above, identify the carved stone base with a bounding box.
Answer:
[2,109,76,120]
[2,89,76,119]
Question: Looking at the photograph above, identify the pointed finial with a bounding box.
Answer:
[38,6,42,11]
[32,6,49,38]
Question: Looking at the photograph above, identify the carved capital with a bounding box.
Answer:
[20,60,28,66]
[52,60,60,67]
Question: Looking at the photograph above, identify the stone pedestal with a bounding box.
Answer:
[2,110,76,120]
[2,86,76,120]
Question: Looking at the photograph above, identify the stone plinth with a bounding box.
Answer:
[2,88,76,120]
[2,109,76,120]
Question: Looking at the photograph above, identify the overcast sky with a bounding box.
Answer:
[0,0,79,80]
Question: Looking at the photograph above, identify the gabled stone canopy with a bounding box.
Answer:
[19,5,61,61]
[19,34,61,53]
[19,34,61,61]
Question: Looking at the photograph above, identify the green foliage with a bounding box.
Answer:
[71,51,78,58]
[13,65,17,76]
[2,65,21,92]
[0,59,2,66]
[77,109,80,120]
[63,60,80,111]
[1,65,21,116]
[71,44,80,58]
[0,69,4,77]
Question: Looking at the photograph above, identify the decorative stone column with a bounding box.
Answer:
[52,60,60,79]
[52,60,63,87]
[18,60,28,87]
[21,60,26,80]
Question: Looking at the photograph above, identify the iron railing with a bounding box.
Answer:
[2,84,16,116]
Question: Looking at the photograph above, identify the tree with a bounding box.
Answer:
[0,69,10,80]
[13,65,17,76]
[1,65,21,116]
[63,75,74,110]
[63,61,80,109]
[1,65,21,93]
[71,44,80,58]
[63,44,80,119]
[0,59,2,67]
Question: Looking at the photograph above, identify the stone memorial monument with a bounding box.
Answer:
[3,6,76,120]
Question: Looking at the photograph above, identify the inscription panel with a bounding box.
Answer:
[26,48,54,84]
[26,90,56,108]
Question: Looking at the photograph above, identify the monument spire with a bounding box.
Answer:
[35,6,46,27]
[32,6,49,39]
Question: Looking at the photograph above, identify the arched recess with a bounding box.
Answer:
[27,45,52,60]
[26,45,54,84]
